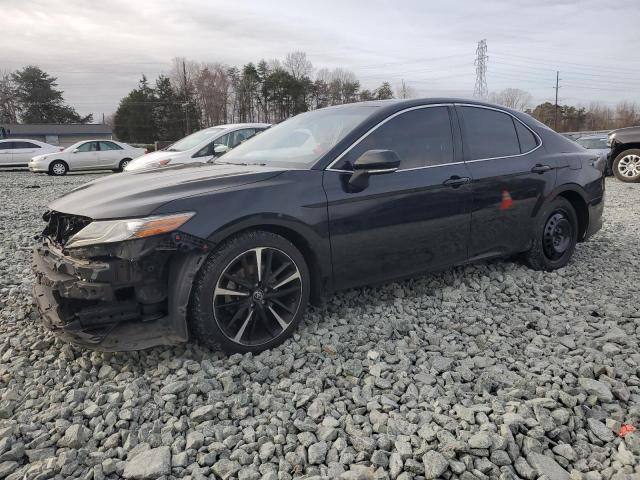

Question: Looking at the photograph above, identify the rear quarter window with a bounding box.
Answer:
[514,121,538,153]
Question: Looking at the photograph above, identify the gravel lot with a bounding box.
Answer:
[0,171,638,480]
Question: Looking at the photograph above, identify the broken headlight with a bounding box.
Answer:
[65,212,195,249]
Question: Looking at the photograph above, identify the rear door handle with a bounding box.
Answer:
[443,176,471,188]
[531,164,552,174]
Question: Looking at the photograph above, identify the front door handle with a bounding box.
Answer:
[531,164,552,174]
[443,176,471,188]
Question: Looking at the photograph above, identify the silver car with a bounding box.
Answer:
[125,123,270,171]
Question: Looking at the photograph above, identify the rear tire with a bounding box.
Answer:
[613,149,640,182]
[190,230,310,353]
[119,158,132,171]
[525,197,578,271]
[49,161,68,176]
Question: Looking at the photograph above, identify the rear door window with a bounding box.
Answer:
[99,141,123,151]
[460,106,521,160]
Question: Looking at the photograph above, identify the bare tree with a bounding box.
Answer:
[396,80,417,99]
[489,88,532,111]
[0,70,18,123]
[284,51,313,80]
[615,101,639,129]
[194,63,231,126]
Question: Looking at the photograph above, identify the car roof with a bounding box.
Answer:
[208,123,271,130]
[321,97,530,118]
[0,138,48,143]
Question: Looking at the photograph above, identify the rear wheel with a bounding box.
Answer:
[119,158,132,171]
[525,197,578,271]
[613,149,640,182]
[190,230,310,353]
[49,161,68,176]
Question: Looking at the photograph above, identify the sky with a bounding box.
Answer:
[3,0,640,120]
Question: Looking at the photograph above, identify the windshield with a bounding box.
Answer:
[219,106,378,168]
[577,137,608,149]
[167,128,225,152]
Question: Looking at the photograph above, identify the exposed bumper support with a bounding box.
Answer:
[584,195,604,241]
[32,238,207,351]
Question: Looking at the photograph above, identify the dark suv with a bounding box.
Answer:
[608,126,640,182]
[32,99,605,353]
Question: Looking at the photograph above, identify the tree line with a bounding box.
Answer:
[2,59,639,142]
[113,52,396,143]
[0,66,92,124]
[489,87,640,132]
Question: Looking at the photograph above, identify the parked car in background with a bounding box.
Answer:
[32,99,604,353]
[0,139,62,167]
[29,140,146,175]
[575,134,611,175]
[124,123,270,172]
[608,126,640,182]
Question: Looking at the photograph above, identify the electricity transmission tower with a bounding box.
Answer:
[474,39,488,99]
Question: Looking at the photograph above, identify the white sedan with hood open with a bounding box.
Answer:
[29,140,146,175]
[124,123,270,172]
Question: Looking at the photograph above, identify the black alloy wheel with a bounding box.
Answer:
[213,247,303,346]
[190,230,310,353]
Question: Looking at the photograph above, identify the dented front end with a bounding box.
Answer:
[32,211,208,351]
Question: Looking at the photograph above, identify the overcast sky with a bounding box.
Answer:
[4,0,640,120]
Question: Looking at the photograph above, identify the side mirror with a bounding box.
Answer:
[348,150,400,192]
[213,144,229,155]
[72,148,79,153]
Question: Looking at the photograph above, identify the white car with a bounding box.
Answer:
[29,140,146,175]
[125,123,270,172]
[0,139,62,167]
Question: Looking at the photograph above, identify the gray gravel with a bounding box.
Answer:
[0,171,638,480]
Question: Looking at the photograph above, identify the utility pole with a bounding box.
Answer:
[182,60,191,135]
[554,71,560,130]
[474,39,488,99]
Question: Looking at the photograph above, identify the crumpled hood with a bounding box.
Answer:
[49,163,286,219]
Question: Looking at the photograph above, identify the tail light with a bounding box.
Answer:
[59,147,64,151]
[144,149,148,154]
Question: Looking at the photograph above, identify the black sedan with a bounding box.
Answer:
[32,99,605,353]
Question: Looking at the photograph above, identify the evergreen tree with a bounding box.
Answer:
[154,75,183,141]
[12,66,92,123]
[375,82,394,100]
[113,76,157,143]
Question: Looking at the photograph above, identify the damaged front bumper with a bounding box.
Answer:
[32,234,207,351]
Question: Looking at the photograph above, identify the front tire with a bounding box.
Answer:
[613,149,640,182]
[525,197,578,271]
[49,160,68,176]
[190,230,310,353]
